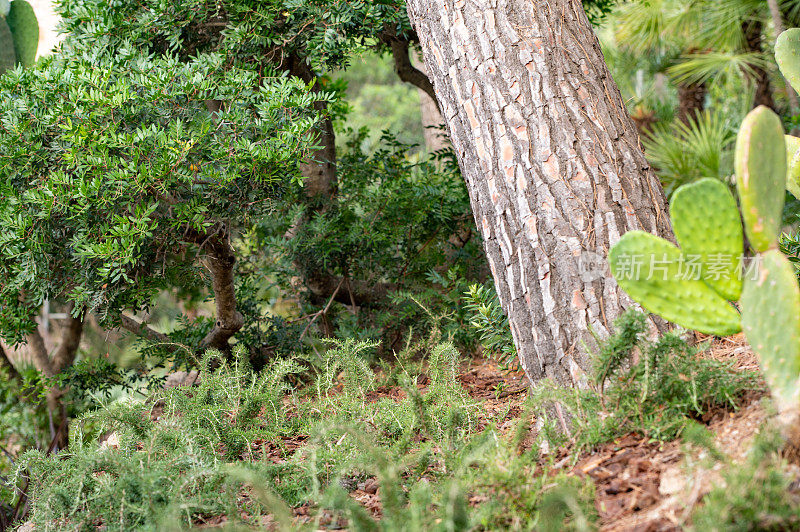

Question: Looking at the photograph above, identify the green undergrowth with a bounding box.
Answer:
[15,337,596,531]
[529,311,760,456]
[15,311,760,531]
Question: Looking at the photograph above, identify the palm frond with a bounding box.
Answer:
[667,51,772,86]
[693,0,763,51]
[614,0,696,54]
[781,0,800,26]
[642,110,736,194]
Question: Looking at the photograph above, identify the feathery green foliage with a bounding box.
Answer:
[16,332,601,530]
[18,346,303,530]
[531,310,759,452]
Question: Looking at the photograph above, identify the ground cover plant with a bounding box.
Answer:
[5,0,800,530]
[10,312,760,531]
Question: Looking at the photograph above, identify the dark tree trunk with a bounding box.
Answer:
[743,19,775,110]
[407,0,673,387]
[183,227,244,353]
[676,81,707,124]
[27,308,84,451]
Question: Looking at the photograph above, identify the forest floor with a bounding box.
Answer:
[243,334,771,531]
[16,333,777,531]
[462,333,774,532]
[572,334,767,531]
[313,333,767,531]
[449,333,770,532]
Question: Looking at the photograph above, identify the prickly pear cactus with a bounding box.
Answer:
[6,0,38,67]
[741,250,800,411]
[609,231,741,335]
[611,40,800,429]
[735,106,786,253]
[776,28,800,97]
[0,18,14,73]
[670,178,743,301]
[786,135,800,200]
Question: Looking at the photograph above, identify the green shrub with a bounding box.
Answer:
[463,283,516,366]
[531,310,759,453]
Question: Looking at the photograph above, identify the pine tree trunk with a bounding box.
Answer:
[406,0,673,387]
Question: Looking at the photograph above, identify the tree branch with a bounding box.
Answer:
[119,313,171,344]
[0,343,20,383]
[185,226,244,353]
[387,38,439,112]
[378,28,438,111]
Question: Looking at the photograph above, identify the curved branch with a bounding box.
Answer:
[387,38,440,111]
[185,226,244,353]
[0,343,20,382]
[119,314,170,344]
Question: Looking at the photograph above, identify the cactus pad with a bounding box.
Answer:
[609,231,741,335]
[7,0,38,67]
[670,178,743,301]
[735,106,786,252]
[777,28,800,96]
[741,250,800,411]
[787,135,800,200]
[0,19,15,74]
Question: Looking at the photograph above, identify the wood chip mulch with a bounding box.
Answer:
[573,434,682,531]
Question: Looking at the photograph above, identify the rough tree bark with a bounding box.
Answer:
[406,0,673,387]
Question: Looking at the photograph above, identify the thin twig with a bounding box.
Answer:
[299,278,345,341]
